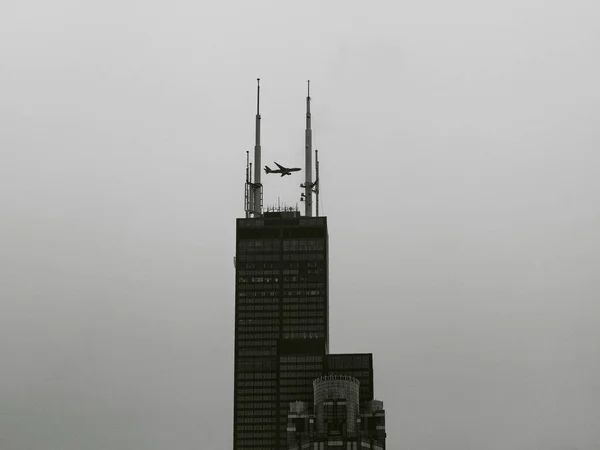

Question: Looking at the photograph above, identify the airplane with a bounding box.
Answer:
[264,162,302,177]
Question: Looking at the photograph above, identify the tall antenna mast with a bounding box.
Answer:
[253,78,263,216]
[304,80,313,217]
[245,151,250,218]
[315,149,320,217]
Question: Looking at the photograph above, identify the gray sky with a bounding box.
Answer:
[2,1,600,449]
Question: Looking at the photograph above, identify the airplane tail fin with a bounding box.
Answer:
[264,166,272,174]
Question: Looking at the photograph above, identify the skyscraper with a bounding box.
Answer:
[233,82,386,450]
[234,211,329,449]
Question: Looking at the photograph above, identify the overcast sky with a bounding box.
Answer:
[2,1,600,449]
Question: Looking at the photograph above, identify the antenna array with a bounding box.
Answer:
[243,80,322,218]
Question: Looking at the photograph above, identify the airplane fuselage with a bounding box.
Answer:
[264,162,302,177]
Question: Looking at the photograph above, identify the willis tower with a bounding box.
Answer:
[233,81,384,450]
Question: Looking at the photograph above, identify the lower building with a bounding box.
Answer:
[287,375,386,450]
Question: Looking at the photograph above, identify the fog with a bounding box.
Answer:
[2,1,600,449]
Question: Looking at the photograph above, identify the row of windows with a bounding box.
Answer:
[280,378,321,386]
[235,297,322,305]
[281,285,324,291]
[237,291,277,298]
[238,239,279,248]
[233,264,316,273]
[283,290,324,296]
[280,393,312,402]
[238,291,325,299]
[327,370,372,379]
[236,325,279,332]
[238,312,280,318]
[281,275,320,282]
[283,254,326,261]
[281,356,323,363]
[282,297,325,304]
[237,380,276,387]
[236,431,276,438]
[235,442,276,448]
[236,387,277,395]
[237,302,323,317]
[283,240,325,250]
[237,253,324,262]
[236,402,277,409]
[234,271,318,279]
[236,359,275,371]
[236,372,276,380]
[238,348,277,356]
[238,336,277,348]
[327,355,372,369]
[238,269,282,276]
[238,319,279,325]
[282,327,325,335]
[281,377,318,388]
[237,217,324,227]
[237,342,277,350]
[280,363,323,371]
[238,284,324,292]
[237,304,279,311]
[238,286,323,294]
[235,417,277,424]
[235,410,278,417]
[236,255,280,262]
[281,371,322,379]
[238,247,326,258]
[240,262,281,269]
[239,262,314,270]
[238,239,325,250]
[282,311,324,317]
[238,276,279,283]
[282,304,324,311]
[235,424,277,432]
[237,394,278,402]
[239,309,325,318]
[241,321,325,330]
[282,317,324,324]
[238,289,324,298]
[236,298,279,306]
[239,247,325,255]
[238,268,321,276]
[279,386,314,394]
[237,332,279,339]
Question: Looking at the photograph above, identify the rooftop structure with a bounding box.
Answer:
[287,375,386,450]
[233,82,386,450]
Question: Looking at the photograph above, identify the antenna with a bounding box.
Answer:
[245,151,250,218]
[315,149,320,217]
[252,79,263,216]
[304,80,313,217]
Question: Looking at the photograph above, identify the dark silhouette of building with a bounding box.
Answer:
[234,211,329,449]
[233,82,386,450]
[287,375,386,450]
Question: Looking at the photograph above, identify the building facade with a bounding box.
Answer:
[234,211,329,449]
[233,82,386,450]
[287,375,386,450]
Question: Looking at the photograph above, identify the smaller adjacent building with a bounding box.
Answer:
[287,375,386,450]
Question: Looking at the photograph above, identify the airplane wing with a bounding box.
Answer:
[274,162,287,171]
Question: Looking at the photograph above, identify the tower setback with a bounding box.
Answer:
[234,211,329,449]
[233,82,386,450]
